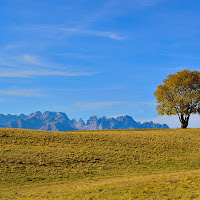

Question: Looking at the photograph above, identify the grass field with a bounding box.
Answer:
[1,128,200,199]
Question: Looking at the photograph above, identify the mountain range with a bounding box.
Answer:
[0,111,169,131]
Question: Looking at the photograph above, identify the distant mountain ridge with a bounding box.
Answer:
[0,113,27,125]
[0,111,169,131]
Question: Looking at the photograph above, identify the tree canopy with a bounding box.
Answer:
[154,69,200,128]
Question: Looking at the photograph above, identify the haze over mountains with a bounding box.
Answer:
[0,111,169,131]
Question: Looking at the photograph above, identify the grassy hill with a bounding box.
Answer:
[1,128,200,199]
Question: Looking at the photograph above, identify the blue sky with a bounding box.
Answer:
[0,0,200,128]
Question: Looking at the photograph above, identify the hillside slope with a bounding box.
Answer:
[1,128,200,199]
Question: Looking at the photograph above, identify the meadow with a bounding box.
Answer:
[1,128,200,199]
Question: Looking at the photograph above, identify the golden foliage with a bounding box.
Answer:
[154,69,200,128]
[155,69,200,116]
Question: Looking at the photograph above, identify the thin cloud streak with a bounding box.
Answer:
[0,53,97,78]
[0,89,43,97]
[55,53,95,60]
[0,53,71,70]
[0,98,5,102]
[0,70,96,78]
[65,28,125,40]
[51,85,125,92]
[75,101,127,109]
[14,25,126,40]
[75,0,163,29]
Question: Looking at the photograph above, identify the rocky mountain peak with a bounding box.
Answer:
[78,118,85,125]
[28,111,43,120]
[71,118,77,125]
[0,111,169,131]
[87,116,98,124]
[43,111,70,123]
[0,113,27,125]
[86,116,98,130]
[75,118,86,130]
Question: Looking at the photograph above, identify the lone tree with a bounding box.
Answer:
[154,69,200,128]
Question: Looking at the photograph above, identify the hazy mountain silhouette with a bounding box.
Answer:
[0,111,169,131]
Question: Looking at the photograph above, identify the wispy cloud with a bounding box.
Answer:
[22,54,41,65]
[0,70,96,78]
[51,85,125,92]
[0,53,65,70]
[75,29,125,40]
[127,100,157,108]
[0,98,5,102]
[4,43,27,50]
[0,89,43,97]
[14,25,125,40]
[55,52,95,60]
[75,101,127,109]
[75,0,163,29]
[0,53,96,78]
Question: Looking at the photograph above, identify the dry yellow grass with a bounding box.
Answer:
[1,170,200,199]
[1,128,200,199]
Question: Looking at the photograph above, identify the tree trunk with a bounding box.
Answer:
[181,122,188,129]
[180,114,189,129]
